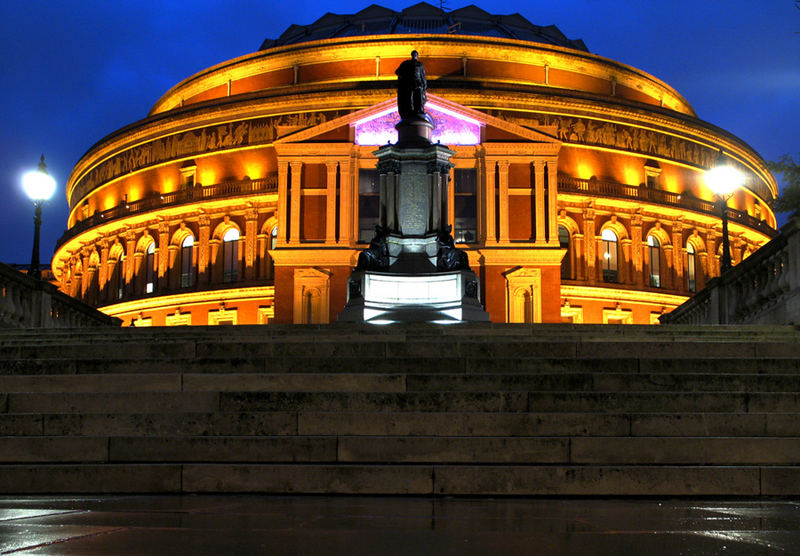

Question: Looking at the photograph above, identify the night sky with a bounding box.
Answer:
[0,0,797,266]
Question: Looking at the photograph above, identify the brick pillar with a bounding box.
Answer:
[277,161,289,247]
[290,161,302,244]
[497,160,509,243]
[534,160,546,244]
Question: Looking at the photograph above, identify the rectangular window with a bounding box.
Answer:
[454,169,477,243]
[358,169,380,243]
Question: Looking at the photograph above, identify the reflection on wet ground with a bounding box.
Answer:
[0,496,797,555]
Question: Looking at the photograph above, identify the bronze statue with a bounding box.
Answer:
[356,226,390,271]
[436,226,470,271]
[395,50,427,121]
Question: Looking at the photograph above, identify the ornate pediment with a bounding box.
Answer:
[274,94,561,147]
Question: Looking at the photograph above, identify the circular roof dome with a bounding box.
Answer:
[260,2,589,52]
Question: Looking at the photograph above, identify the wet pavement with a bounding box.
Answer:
[0,495,798,555]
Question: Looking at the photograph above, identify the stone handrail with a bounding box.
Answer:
[662,214,800,325]
[0,261,121,328]
[57,174,279,249]
[557,175,776,237]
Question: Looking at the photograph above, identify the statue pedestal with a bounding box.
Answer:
[339,109,490,323]
[338,269,489,323]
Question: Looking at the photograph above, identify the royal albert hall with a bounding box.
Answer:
[53,3,778,326]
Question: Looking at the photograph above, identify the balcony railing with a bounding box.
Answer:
[58,174,278,248]
[0,262,120,328]
[558,175,776,237]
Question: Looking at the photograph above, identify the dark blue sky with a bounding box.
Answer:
[0,0,797,265]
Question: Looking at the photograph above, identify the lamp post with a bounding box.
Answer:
[22,155,56,280]
[705,151,744,274]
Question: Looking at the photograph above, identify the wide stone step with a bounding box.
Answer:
[2,337,799,361]
[4,392,219,413]
[7,434,775,465]
[9,371,799,394]
[214,391,800,413]
[0,463,795,495]
[6,411,800,437]
[0,463,784,496]
[405,373,800,392]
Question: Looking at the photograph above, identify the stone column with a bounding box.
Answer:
[631,214,643,286]
[124,230,136,287]
[672,221,684,291]
[584,209,596,285]
[198,215,211,285]
[81,248,94,302]
[277,161,289,247]
[497,160,510,243]
[620,239,631,284]
[573,232,584,280]
[168,245,179,289]
[706,231,718,278]
[534,160,546,244]
[245,208,258,280]
[325,161,338,244]
[257,233,268,279]
[98,240,109,301]
[547,159,559,246]
[484,159,496,244]
[290,161,303,244]
[158,222,170,290]
[210,239,221,283]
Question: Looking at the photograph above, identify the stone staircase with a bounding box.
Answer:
[1,323,799,495]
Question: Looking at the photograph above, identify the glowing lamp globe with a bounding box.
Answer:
[22,169,56,202]
[705,164,743,198]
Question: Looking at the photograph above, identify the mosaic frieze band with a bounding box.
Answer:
[70,110,345,207]
[488,110,771,202]
[71,107,771,208]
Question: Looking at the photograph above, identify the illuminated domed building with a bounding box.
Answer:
[53,3,777,325]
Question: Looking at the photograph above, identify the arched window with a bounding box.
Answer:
[144,243,156,294]
[601,228,618,282]
[647,235,661,288]
[223,228,240,283]
[559,225,571,280]
[180,235,194,288]
[113,254,125,300]
[687,243,697,292]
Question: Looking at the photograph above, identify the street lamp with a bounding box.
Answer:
[22,155,56,280]
[705,150,744,273]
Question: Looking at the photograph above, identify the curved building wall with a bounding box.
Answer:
[53,33,778,326]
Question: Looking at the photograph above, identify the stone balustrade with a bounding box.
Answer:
[0,261,121,328]
[662,214,800,325]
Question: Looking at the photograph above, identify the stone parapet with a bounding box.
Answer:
[663,214,800,325]
[0,262,120,328]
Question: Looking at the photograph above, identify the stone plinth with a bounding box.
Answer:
[338,269,489,323]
